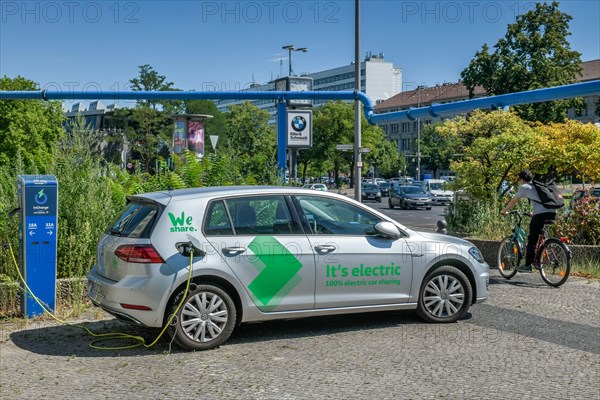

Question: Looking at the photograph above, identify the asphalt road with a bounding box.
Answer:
[361,196,448,232]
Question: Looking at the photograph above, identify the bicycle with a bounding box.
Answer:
[497,210,571,287]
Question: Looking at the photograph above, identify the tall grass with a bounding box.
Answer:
[0,119,280,283]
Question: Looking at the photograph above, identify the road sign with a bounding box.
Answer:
[336,144,353,151]
[359,147,371,153]
[210,135,219,150]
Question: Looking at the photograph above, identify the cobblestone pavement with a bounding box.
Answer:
[1,270,599,400]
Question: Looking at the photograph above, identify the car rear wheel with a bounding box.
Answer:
[388,200,394,209]
[169,284,237,351]
[417,266,472,323]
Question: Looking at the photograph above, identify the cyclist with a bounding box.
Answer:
[501,170,557,272]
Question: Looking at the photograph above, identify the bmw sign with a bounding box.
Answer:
[287,110,312,148]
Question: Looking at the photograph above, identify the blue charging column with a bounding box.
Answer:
[17,175,58,317]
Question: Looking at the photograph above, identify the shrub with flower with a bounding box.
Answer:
[554,188,600,245]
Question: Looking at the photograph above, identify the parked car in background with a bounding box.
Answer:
[303,183,328,191]
[420,179,454,206]
[361,183,382,202]
[389,185,432,210]
[440,176,456,183]
[88,186,489,351]
[378,182,391,197]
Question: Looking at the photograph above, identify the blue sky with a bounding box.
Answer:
[1,0,598,106]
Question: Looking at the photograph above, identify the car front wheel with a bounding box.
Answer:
[169,284,237,351]
[416,266,472,323]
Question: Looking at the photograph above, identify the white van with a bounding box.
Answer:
[421,179,454,205]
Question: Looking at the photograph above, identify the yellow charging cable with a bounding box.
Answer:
[8,242,193,351]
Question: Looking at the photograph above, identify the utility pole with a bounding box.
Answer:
[354,0,362,200]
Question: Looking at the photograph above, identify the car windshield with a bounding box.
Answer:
[378,183,390,188]
[363,184,378,190]
[401,186,425,194]
[429,182,444,190]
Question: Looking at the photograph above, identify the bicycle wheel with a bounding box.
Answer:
[539,238,571,287]
[497,236,521,279]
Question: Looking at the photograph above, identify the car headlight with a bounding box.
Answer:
[361,192,366,197]
[377,192,381,196]
[468,246,484,263]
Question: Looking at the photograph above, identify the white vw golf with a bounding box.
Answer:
[88,186,489,350]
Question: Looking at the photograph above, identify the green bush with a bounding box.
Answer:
[554,192,600,245]
[445,199,512,240]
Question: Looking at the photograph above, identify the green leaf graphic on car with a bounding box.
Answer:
[247,236,302,310]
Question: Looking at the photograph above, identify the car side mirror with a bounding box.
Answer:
[373,221,402,239]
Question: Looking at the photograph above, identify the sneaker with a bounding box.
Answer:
[516,265,533,273]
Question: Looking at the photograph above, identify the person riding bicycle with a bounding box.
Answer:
[501,170,557,273]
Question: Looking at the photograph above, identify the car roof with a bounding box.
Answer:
[131,186,338,204]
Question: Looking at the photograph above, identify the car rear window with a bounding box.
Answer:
[106,201,160,238]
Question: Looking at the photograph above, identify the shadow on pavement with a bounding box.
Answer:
[6,309,473,357]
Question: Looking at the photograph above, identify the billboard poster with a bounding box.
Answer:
[173,120,186,154]
[188,120,205,157]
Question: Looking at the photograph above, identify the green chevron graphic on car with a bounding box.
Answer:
[247,236,303,309]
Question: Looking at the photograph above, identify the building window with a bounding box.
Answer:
[402,138,411,151]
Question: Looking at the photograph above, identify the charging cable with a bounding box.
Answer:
[7,241,193,351]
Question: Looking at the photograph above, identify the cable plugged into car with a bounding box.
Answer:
[6,235,198,352]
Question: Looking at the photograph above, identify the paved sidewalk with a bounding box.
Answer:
[1,271,599,400]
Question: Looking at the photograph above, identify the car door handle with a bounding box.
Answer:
[314,245,336,253]
[222,247,246,255]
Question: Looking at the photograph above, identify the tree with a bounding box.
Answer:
[438,110,542,200]
[130,64,182,111]
[225,101,277,183]
[0,76,64,171]
[532,120,600,183]
[308,101,391,185]
[419,124,460,178]
[439,110,600,201]
[460,1,583,123]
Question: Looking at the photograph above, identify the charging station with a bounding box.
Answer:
[17,175,58,317]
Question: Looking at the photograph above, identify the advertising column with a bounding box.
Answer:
[17,175,58,317]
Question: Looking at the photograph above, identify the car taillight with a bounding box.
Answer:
[115,245,165,263]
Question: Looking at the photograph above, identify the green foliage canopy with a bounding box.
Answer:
[439,110,600,200]
[460,1,583,123]
[0,76,64,172]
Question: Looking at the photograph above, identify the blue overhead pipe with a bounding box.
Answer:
[1,81,597,124]
[1,81,598,172]
[0,89,375,120]
[370,80,600,123]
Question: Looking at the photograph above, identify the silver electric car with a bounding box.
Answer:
[88,186,489,350]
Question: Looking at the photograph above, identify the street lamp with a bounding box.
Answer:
[282,45,308,77]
